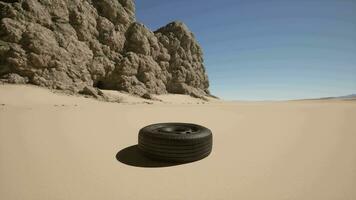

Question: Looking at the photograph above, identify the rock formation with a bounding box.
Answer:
[0,0,210,98]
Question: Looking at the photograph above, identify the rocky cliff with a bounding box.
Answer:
[0,0,210,99]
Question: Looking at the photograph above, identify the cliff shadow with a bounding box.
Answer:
[116,145,183,168]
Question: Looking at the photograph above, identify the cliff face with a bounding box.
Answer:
[0,0,210,98]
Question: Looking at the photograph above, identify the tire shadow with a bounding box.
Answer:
[116,145,183,168]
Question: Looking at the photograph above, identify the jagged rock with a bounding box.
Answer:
[141,92,162,102]
[1,73,28,84]
[141,93,153,100]
[155,21,210,97]
[0,0,211,99]
[79,85,103,98]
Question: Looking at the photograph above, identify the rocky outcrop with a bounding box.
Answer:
[0,0,211,98]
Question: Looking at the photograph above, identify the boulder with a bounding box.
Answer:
[79,86,103,98]
[1,73,28,84]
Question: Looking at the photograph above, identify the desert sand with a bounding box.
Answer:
[0,84,355,200]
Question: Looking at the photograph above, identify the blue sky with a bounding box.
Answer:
[135,0,356,100]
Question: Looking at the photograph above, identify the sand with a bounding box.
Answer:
[1,84,355,200]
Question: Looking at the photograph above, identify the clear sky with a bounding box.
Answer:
[135,0,356,100]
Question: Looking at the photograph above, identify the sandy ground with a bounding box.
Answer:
[0,85,355,200]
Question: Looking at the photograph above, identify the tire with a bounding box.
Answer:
[138,123,213,163]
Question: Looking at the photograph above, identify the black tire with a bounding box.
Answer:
[138,123,213,163]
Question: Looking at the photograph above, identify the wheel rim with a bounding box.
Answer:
[156,125,197,134]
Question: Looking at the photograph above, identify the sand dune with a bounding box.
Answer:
[1,85,355,200]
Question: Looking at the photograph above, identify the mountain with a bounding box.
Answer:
[0,0,210,99]
[316,94,356,100]
[336,94,356,99]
